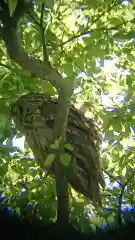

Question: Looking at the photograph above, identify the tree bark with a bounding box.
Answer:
[52,94,72,225]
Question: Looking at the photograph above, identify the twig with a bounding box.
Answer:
[61,0,124,46]
[117,169,135,225]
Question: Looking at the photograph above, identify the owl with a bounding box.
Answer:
[10,92,105,203]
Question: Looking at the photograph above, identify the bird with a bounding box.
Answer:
[10,92,105,203]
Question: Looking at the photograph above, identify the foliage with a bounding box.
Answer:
[0,0,135,231]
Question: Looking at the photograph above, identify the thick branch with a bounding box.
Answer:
[0,0,66,94]
[2,27,66,94]
[52,94,72,225]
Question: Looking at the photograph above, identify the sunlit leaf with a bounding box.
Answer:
[64,143,74,151]
[50,137,62,149]
[8,0,18,17]
[41,81,56,96]
[44,154,55,167]
[122,167,126,176]
[60,153,72,166]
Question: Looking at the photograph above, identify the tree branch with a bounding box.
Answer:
[2,26,67,94]
[0,1,67,95]
[61,0,124,47]
[117,169,135,225]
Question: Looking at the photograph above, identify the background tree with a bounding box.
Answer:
[0,0,135,231]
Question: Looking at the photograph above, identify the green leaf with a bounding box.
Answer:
[63,62,74,75]
[41,81,56,96]
[110,17,124,26]
[50,137,62,149]
[111,117,122,133]
[114,31,135,40]
[0,163,8,177]
[11,164,20,174]
[8,0,18,17]
[6,138,13,152]
[60,153,72,167]
[122,167,126,176]
[44,154,55,167]
[0,48,4,61]
[64,143,74,151]
[45,0,55,9]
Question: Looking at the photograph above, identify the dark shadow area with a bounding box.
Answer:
[0,206,135,240]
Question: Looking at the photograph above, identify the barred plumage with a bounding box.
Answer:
[10,93,105,203]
